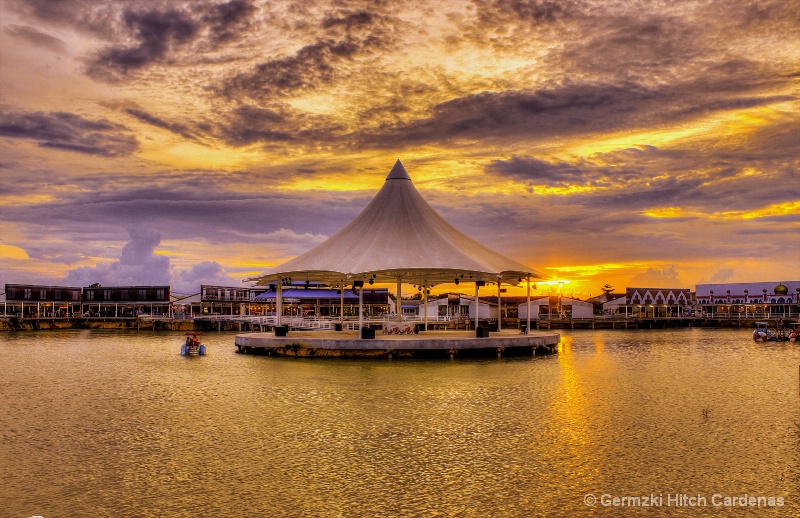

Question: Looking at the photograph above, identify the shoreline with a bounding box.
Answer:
[1,315,794,333]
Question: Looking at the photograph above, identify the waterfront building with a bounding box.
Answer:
[3,283,171,318]
[200,284,254,316]
[615,288,693,318]
[416,293,496,321]
[81,285,171,317]
[601,296,628,316]
[171,292,202,318]
[586,292,625,314]
[517,296,594,320]
[696,281,800,319]
[254,287,390,317]
[4,284,83,318]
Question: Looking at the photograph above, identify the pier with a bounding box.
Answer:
[234,329,560,359]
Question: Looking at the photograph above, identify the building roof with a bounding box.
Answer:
[246,160,543,287]
[254,288,360,300]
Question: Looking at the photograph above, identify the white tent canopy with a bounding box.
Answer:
[246,160,543,287]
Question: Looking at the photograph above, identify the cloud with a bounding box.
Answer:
[708,268,736,283]
[221,8,399,101]
[87,8,199,80]
[4,24,67,53]
[486,155,645,188]
[64,228,171,287]
[84,1,257,81]
[123,107,197,140]
[628,266,683,288]
[200,0,257,47]
[0,110,138,156]
[172,261,235,294]
[355,80,795,149]
[62,228,237,292]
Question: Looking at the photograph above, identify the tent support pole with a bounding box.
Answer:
[474,282,480,331]
[276,282,282,328]
[358,285,364,338]
[526,275,531,334]
[340,285,344,324]
[497,280,502,332]
[396,278,402,324]
[423,282,428,331]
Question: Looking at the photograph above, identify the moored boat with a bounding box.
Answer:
[753,321,797,342]
[789,323,799,342]
[753,322,777,342]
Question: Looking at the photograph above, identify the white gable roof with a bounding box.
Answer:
[247,160,543,286]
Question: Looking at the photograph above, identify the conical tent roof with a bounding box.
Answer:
[246,160,542,286]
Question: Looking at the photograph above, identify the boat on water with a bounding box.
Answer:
[789,323,799,342]
[753,321,798,342]
[181,332,206,355]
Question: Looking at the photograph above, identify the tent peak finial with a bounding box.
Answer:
[386,159,411,181]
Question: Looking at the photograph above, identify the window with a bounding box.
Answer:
[55,290,61,299]
[121,290,128,300]
[87,290,94,300]
[139,289,147,299]
[39,289,46,300]
[104,290,111,300]
[157,289,165,299]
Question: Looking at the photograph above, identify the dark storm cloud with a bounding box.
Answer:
[83,1,257,81]
[487,118,800,220]
[123,107,197,141]
[211,103,349,148]
[200,0,257,46]
[356,75,796,148]
[222,40,355,99]
[487,157,593,186]
[557,15,709,82]
[87,8,199,79]
[221,8,398,101]
[0,110,138,156]
[216,105,294,145]
[5,24,67,53]
[357,83,658,146]
[473,0,580,26]
[0,168,366,248]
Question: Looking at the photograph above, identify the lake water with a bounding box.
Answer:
[1,328,798,516]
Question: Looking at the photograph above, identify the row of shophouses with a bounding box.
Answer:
[3,280,799,321]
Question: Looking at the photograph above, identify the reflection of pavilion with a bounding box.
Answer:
[240,160,558,356]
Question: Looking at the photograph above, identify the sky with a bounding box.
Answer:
[0,0,798,299]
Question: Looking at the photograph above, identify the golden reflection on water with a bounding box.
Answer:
[551,335,599,488]
[2,329,800,516]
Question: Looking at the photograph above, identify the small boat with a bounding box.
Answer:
[789,323,799,342]
[753,322,777,342]
[753,321,797,342]
[181,332,206,355]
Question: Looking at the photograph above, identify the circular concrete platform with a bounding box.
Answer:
[234,329,560,358]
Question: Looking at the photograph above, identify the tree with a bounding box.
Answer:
[601,284,617,303]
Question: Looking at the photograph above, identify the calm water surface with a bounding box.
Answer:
[1,328,799,516]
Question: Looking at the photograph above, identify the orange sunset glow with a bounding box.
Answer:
[1,0,798,298]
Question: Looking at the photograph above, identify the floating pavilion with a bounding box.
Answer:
[237,160,559,358]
